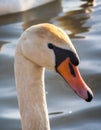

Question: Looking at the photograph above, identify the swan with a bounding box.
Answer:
[0,0,54,15]
[14,23,93,130]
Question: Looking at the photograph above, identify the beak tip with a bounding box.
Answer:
[85,91,93,102]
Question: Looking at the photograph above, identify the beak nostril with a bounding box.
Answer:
[68,63,76,77]
[85,91,93,102]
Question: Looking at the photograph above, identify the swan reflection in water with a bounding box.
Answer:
[53,0,96,38]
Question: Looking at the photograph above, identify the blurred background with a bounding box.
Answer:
[0,0,101,130]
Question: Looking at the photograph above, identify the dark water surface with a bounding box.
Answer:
[0,0,101,130]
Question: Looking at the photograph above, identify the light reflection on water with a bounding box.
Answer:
[53,0,96,38]
[0,0,101,130]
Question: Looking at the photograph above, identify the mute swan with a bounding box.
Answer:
[14,23,93,130]
[0,0,54,15]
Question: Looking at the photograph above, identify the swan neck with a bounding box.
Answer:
[15,45,50,130]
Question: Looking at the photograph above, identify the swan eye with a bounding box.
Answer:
[48,43,53,49]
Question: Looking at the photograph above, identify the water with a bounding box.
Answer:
[0,0,101,130]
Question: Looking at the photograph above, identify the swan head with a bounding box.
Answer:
[21,23,93,102]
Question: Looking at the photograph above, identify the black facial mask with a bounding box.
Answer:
[48,43,79,68]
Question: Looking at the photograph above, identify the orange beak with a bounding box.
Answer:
[56,58,93,102]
